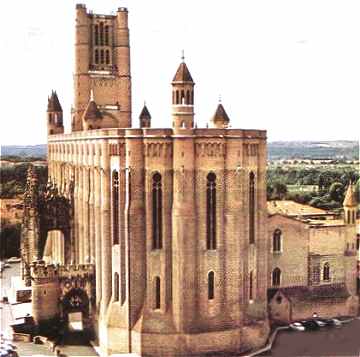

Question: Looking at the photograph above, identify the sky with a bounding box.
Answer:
[1,0,360,145]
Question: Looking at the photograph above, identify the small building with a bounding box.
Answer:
[267,185,359,323]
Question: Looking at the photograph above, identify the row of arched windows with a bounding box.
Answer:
[271,263,331,287]
[94,49,111,65]
[94,23,110,46]
[172,89,194,105]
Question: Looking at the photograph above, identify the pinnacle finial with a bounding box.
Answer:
[181,49,185,62]
[218,94,222,103]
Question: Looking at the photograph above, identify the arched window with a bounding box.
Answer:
[323,263,330,281]
[99,22,104,45]
[176,91,179,104]
[272,268,281,286]
[105,50,110,64]
[105,25,109,45]
[112,170,119,245]
[352,211,356,224]
[249,172,255,244]
[249,271,254,301]
[95,49,99,64]
[48,113,52,124]
[114,272,119,301]
[181,90,185,104]
[191,91,194,105]
[94,25,99,46]
[186,90,190,104]
[155,276,161,309]
[347,211,350,224]
[100,50,104,64]
[206,172,216,250]
[152,172,162,249]
[273,229,282,252]
[208,271,215,300]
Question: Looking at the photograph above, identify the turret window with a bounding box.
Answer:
[105,25,109,46]
[152,172,162,250]
[176,91,179,104]
[94,25,99,46]
[249,172,255,244]
[323,263,330,281]
[106,50,110,65]
[206,172,216,250]
[112,170,119,245]
[186,90,190,105]
[114,272,119,301]
[154,276,161,309]
[181,90,185,104]
[272,268,281,286]
[208,271,215,300]
[273,229,282,252]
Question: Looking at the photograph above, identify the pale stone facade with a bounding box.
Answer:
[268,189,359,323]
[22,4,271,356]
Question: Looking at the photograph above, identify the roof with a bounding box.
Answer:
[83,100,102,120]
[267,200,328,217]
[268,283,350,303]
[211,103,230,124]
[172,61,194,82]
[139,104,151,119]
[47,91,62,112]
[343,183,357,207]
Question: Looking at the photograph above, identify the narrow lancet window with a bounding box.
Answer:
[155,276,161,309]
[105,25,109,45]
[152,172,162,249]
[249,172,255,244]
[100,50,104,64]
[272,268,281,286]
[206,172,216,250]
[323,263,330,281]
[114,272,119,301]
[208,271,215,300]
[99,22,104,45]
[106,50,110,64]
[95,49,99,64]
[94,25,99,46]
[112,170,119,245]
[273,229,281,252]
[249,271,254,301]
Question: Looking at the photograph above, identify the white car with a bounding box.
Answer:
[6,257,20,264]
[289,322,305,331]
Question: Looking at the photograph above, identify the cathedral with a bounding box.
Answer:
[20,4,270,355]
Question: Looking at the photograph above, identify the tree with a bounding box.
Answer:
[329,182,344,203]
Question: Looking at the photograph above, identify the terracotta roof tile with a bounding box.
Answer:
[47,91,62,112]
[172,62,194,82]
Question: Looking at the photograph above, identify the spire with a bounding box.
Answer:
[172,61,194,83]
[139,103,151,128]
[47,90,62,112]
[83,97,102,120]
[343,182,357,207]
[211,103,230,127]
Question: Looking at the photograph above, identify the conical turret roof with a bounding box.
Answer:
[47,91,62,112]
[343,183,357,207]
[211,103,230,124]
[172,62,194,83]
[139,104,151,119]
[83,99,102,120]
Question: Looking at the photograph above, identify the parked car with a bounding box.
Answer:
[311,319,327,327]
[320,318,342,327]
[289,322,305,331]
[300,320,319,330]
[6,257,20,264]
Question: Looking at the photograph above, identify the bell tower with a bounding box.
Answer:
[171,54,195,131]
[72,4,131,131]
[343,182,357,225]
[47,91,64,135]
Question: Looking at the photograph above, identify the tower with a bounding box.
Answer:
[139,103,151,128]
[171,56,195,131]
[72,4,131,131]
[47,91,64,135]
[82,91,103,130]
[343,182,357,225]
[209,102,230,129]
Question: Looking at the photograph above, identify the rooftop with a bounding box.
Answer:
[267,200,329,217]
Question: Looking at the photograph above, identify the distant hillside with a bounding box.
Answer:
[1,141,359,161]
[268,141,359,160]
[1,145,47,158]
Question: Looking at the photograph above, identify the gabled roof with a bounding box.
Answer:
[172,62,194,83]
[343,183,357,207]
[139,104,151,119]
[211,103,230,123]
[47,91,62,112]
[83,100,102,120]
